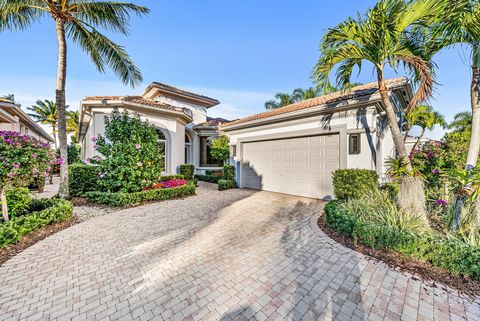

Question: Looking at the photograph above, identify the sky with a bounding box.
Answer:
[0,0,474,139]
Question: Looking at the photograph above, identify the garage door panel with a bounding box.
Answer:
[241,134,340,199]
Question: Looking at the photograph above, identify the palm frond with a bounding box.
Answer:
[0,0,45,32]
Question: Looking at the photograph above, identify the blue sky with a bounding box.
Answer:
[0,0,473,139]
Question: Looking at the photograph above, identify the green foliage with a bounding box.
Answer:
[68,163,101,197]
[85,180,196,207]
[385,157,417,181]
[324,200,480,281]
[179,164,195,180]
[218,179,236,191]
[222,164,235,180]
[380,182,400,200]
[210,136,230,161]
[332,169,378,200]
[95,111,164,193]
[195,174,223,183]
[67,143,81,164]
[442,131,471,170]
[160,174,185,181]
[0,198,72,248]
[0,188,31,219]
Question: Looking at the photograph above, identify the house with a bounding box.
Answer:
[78,82,227,174]
[221,77,414,199]
[0,98,54,143]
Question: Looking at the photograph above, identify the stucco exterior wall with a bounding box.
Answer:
[154,96,207,125]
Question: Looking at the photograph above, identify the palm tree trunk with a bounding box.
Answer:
[411,127,425,152]
[55,19,69,198]
[52,124,58,150]
[1,188,9,223]
[376,68,412,170]
[466,44,480,170]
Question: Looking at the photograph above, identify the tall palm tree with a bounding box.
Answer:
[403,105,446,151]
[66,110,79,143]
[438,0,480,170]
[448,111,473,133]
[0,1,150,198]
[265,92,296,110]
[27,99,58,149]
[313,0,444,171]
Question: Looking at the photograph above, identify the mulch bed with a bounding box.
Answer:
[318,215,480,298]
[0,217,78,267]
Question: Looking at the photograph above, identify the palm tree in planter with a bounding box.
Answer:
[28,100,58,149]
[312,0,444,215]
[403,105,446,151]
[0,1,150,198]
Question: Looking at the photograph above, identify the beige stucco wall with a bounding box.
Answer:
[154,96,208,125]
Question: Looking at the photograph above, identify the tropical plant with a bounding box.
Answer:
[95,111,164,193]
[313,0,444,172]
[0,1,150,198]
[210,135,230,161]
[404,105,446,151]
[66,110,79,143]
[385,156,416,182]
[27,100,58,149]
[447,111,473,134]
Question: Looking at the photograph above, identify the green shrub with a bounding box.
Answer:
[0,198,72,248]
[67,143,81,164]
[1,187,31,219]
[210,135,230,161]
[332,169,378,200]
[179,165,195,180]
[85,180,196,207]
[218,179,236,190]
[380,182,399,200]
[324,200,480,281]
[195,174,223,183]
[222,164,235,180]
[69,163,101,196]
[160,174,185,181]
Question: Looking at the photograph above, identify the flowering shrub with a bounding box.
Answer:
[143,179,188,191]
[95,111,164,193]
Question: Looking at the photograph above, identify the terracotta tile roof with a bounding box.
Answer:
[0,98,14,104]
[147,82,220,106]
[83,95,181,112]
[222,77,408,128]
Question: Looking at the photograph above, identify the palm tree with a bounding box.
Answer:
[313,0,444,171]
[265,92,296,109]
[448,111,473,133]
[404,105,446,151]
[27,100,58,149]
[0,1,150,198]
[66,110,79,143]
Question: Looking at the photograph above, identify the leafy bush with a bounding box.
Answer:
[179,164,195,180]
[195,174,223,183]
[0,198,73,248]
[67,143,81,164]
[222,164,235,180]
[218,179,236,190]
[210,135,230,161]
[85,180,196,207]
[160,174,185,181]
[332,169,378,200]
[0,188,31,219]
[68,163,101,196]
[95,111,164,193]
[324,201,480,281]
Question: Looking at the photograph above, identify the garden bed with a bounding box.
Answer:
[319,201,480,296]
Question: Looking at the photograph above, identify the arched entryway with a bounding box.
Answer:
[185,129,194,164]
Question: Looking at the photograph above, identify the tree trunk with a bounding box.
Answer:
[411,127,425,152]
[1,189,9,223]
[52,124,57,150]
[55,19,69,198]
[376,68,412,170]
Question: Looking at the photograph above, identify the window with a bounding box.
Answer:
[156,129,167,171]
[199,136,223,167]
[185,134,192,164]
[349,134,361,155]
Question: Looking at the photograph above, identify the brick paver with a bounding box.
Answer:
[1,182,479,320]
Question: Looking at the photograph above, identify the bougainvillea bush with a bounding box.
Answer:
[143,179,188,191]
[95,111,164,193]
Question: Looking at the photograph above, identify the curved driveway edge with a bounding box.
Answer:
[0,182,479,321]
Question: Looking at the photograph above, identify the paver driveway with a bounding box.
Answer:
[1,183,479,321]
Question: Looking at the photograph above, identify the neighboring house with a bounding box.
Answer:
[78,82,227,174]
[221,77,414,200]
[404,135,439,154]
[0,98,54,143]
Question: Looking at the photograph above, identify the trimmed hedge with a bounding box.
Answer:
[85,180,196,207]
[324,201,480,281]
[0,198,73,248]
[69,163,100,196]
[179,164,195,180]
[332,169,378,200]
[218,179,236,190]
[195,174,223,183]
[222,164,235,180]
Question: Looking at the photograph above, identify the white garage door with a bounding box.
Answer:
[241,134,340,199]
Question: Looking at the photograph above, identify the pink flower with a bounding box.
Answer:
[91,137,97,142]
[84,159,91,164]
[12,163,20,169]
[93,144,98,150]
[31,153,37,158]
[57,157,64,165]
[135,144,141,149]
[98,172,105,178]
